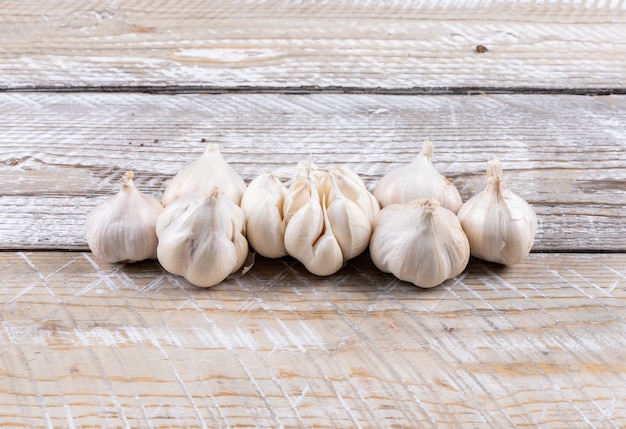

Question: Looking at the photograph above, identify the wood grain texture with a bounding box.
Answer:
[1,0,625,90]
[1,251,624,428]
[2,5,624,427]
[1,92,625,251]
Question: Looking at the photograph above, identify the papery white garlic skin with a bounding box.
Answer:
[162,144,246,206]
[457,159,537,265]
[85,171,163,263]
[241,173,287,258]
[156,187,248,287]
[370,199,470,288]
[373,140,462,213]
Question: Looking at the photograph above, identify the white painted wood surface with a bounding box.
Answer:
[1,92,625,252]
[2,1,626,427]
[1,0,625,90]
[2,252,625,428]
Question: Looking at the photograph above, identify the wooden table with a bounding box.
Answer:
[1,2,625,427]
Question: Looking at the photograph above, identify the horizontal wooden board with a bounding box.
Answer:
[1,92,625,251]
[1,1,626,90]
[1,251,624,428]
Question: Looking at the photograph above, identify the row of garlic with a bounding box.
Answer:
[85,142,537,288]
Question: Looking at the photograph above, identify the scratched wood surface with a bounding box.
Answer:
[2,252,625,428]
[2,0,626,428]
[1,92,625,252]
[1,0,626,90]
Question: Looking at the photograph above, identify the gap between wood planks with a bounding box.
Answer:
[2,85,625,96]
[1,249,625,254]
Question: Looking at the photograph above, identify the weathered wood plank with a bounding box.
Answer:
[1,92,625,251]
[1,0,625,90]
[0,251,624,428]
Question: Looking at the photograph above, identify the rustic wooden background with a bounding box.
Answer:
[1,1,625,427]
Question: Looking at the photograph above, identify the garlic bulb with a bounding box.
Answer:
[156,187,248,287]
[457,159,537,265]
[162,144,246,206]
[373,140,462,213]
[370,199,470,288]
[240,173,287,258]
[85,171,163,263]
[244,161,379,275]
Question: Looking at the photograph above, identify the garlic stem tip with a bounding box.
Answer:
[121,171,134,186]
[421,140,434,158]
[486,158,503,177]
[486,159,504,186]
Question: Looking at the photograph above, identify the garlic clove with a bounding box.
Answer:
[355,189,381,224]
[85,171,163,263]
[282,176,319,232]
[457,159,537,265]
[156,187,248,287]
[328,167,368,200]
[283,178,324,263]
[324,167,381,222]
[370,199,470,288]
[373,140,462,213]
[326,176,372,260]
[241,173,287,258]
[301,199,344,276]
[161,144,246,207]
